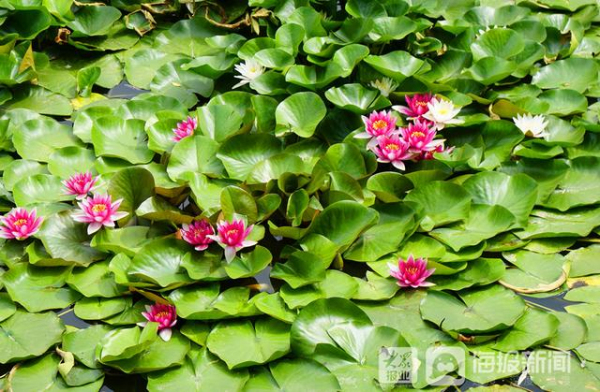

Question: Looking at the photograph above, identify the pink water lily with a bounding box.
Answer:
[72,194,129,235]
[63,172,99,200]
[138,303,177,342]
[208,219,256,263]
[372,134,415,170]
[172,116,197,142]
[400,119,445,153]
[0,208,42,240]
[389,255,435,288]
[355,110,398,148]
[180,220,214,251]
[393,93,433,119]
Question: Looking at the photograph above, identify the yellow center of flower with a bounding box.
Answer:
[373,120,387,130]
[406,267,419,275]
[438,108,448,115]
[155,311,170,319]
[416,101,428,107]
[226,229,238,236]
[92,204,106,213]
[14,219,27,227]
[386,143,399,150]
[411,131,425,138]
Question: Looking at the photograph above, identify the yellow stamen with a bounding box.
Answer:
[411,131,425,138]
[92,204,107,213]
[14,219,27,227]
[406,267,419,274]
[372,120,388,130]
[226,229,238,236]
[386,143,399,150]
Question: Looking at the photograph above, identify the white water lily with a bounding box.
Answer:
[232,59,265,89]
[423,98,462,129]
[513,113,548,138]
[369,77,398,97]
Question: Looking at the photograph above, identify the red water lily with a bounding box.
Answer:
[400,119,445,154]
[208,219,256,262]
[389,255,435,288]
[63,172,99,200]
[172,116,197,142]
[180,220,214,251]
[355,110,398,148]
[139,303,177,342]
[393,93,433,119]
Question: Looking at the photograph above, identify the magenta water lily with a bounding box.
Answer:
[400,119,445,154]
[139,303,177,342]
[63,172,99,199]
[356,110,398,148]
[208,219,256,263]
[388,255,435,288]
[72,194,129,235]
[393,93,433,119]
[180,220,215,251]
[0,208,42,240]
[372,134,415,170]
[172,116,197,142]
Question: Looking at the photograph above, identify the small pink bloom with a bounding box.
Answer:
[207,219,256,263]
[172,116,197,142]
[393,93,433,119]
[72,194,129,235]
[0,208,42,240]
[180,220,214,251]
[139,303,177,341]
[372,134,415,171]
[419,144,455,161]
[388,255,435,288]
[400,119,445,153]
[355,110,398,148]
[63,172,99,199]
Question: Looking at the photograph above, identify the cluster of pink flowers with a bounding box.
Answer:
[63,172,129,235]
[389,255,435,288]
[179,218,256,263]
[356,94,456,170]
[172,116,197,142]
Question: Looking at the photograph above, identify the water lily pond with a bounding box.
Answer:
[2,0,600,391]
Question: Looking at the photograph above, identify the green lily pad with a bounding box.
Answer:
[168,284,257,320]
[0,310,64,364]
[12,117,81,162]
[542,157,600,211]
[501,251,566,293]
[493,307,559,352]
[532,58,599,93]
[463,171,538,227]
[92,116,154,164]
[127,238,193,288]
[420,285,526,334]
[275,92,326,138]
[67,260,125,298]
[404,181,472,230]
[430,204,516,251]
[38,210,107,266]
[206,318,291,369]
[3,263,81,312]
[147,346,249,392]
